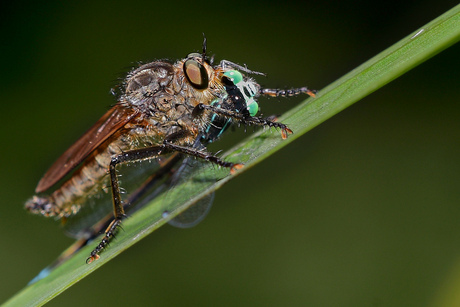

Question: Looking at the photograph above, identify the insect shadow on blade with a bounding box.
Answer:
[25,37,316,277]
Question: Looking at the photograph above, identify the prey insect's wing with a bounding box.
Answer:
[35,103,139,193]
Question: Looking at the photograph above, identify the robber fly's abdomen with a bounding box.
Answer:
[25,134,134,218]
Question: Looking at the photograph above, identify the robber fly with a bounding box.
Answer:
[25,38,316,266]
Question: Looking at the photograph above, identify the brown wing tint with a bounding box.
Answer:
[35,104,139,193]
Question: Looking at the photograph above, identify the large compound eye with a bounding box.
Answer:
[223,70,243,85]
[183,59,209,90]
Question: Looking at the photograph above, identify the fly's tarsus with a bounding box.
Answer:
[230,163,244,174]
[261,87,317,98]
[86,218,122,264]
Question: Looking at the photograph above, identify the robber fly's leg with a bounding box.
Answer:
[87,145,166,264]
[54,154,180,268]
[162,141,243,174]
[87,142,243,263]
[260,87,317,98]
[194,104,293,139]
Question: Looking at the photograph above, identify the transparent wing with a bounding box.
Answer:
[163,155,216,228]
[63,152,180,238]
[165,193,215,228]
[159,135,229,229]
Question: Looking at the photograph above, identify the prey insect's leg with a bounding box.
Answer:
[260,87,317,98]
[194,104,293,139]
[219,60,266,76]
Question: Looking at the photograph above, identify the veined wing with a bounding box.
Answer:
[36,103,139,193]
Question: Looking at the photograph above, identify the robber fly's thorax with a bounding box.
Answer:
[120,57,225,141]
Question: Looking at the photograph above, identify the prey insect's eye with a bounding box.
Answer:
[183,59,209,90]
[223,70,243,85]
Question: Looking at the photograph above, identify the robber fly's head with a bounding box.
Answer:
[181,52,261,117]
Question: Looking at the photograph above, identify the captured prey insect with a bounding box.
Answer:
[25,38,316,267]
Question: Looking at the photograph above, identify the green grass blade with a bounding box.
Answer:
[3,4,460,307]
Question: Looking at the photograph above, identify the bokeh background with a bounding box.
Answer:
[1,1,459,306]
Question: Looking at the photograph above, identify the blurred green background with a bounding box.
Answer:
[1,1,460,306]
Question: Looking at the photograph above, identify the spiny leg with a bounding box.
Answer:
[194,104,293,139]
[260,87,317,98]
[195,86,316,139]
[41,153,181,270]
[162,142,243,173]
[86,145,167,263]
[87,142,242,263]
